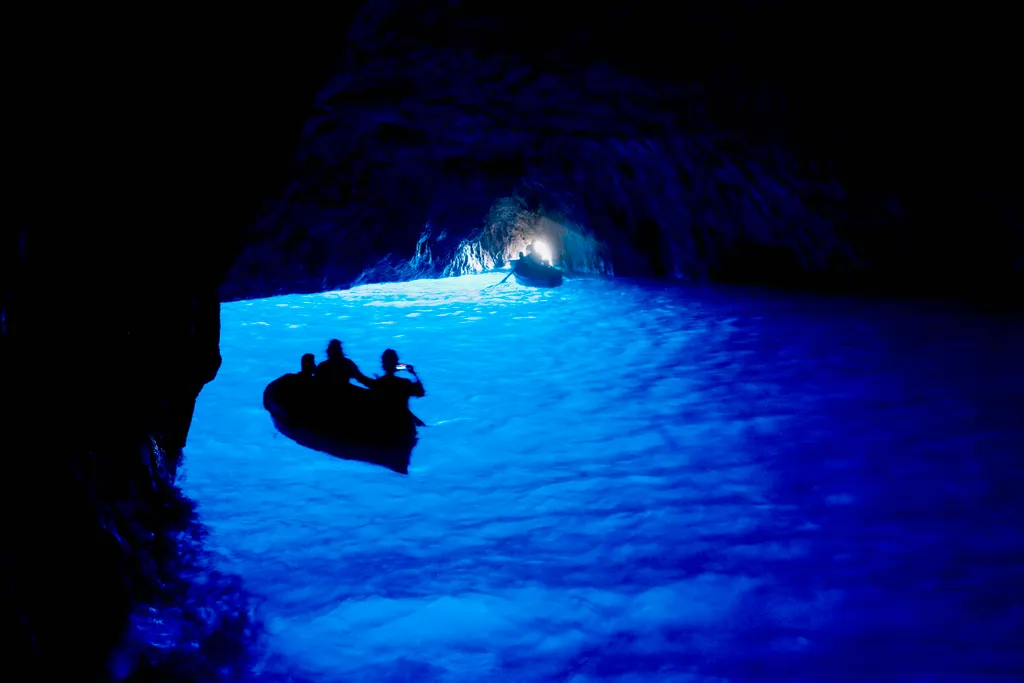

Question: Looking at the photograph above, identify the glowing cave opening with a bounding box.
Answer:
[442,195,613,277]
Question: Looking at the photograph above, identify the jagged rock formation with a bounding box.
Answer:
[223,13,851,297]
[222,2,1022,303]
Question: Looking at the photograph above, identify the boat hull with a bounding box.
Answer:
[263,375,418,474]
[511,259,564,287]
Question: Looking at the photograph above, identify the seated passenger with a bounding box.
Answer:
[290,352,320,413]
[510,250,527,274]
[524,243,538,264]
[316,339,372,389]
[369,349,425,430]
[268,352,321,419]
[299,353,316,378]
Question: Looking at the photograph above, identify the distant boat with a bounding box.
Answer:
[511,258,564,288]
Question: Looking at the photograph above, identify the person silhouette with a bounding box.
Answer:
[524,243,538,264]
[316,339,372,388]
[369,349,425,431]
[299,353,316,378]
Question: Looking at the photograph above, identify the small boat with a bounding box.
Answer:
[263,374,418,474]
[512,258,564,288]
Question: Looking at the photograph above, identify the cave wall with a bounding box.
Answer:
[222,6,846,297]
[220,2,1022,304]
[3,10,359,679]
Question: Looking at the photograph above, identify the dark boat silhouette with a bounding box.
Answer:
[511,258,564,287]
[263,374,419,474]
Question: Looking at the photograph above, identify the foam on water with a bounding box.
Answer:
[182,274,1024,682]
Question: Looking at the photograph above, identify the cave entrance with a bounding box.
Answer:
[445,195,612,277]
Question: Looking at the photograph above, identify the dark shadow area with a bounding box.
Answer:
[5,10,359,681]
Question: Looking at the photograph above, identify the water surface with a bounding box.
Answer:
[183,274,1024,682]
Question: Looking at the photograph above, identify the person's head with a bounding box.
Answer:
[518,251,525,259]
[300,353,316,375]
[326,339,343,359]
[381,348,399,374]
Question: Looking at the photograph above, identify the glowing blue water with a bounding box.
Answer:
[182,274,1024,682]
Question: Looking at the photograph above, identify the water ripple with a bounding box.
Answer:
[183,276,1024,682]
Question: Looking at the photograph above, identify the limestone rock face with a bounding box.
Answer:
[224,5,844,297]
[222,2,1022,302]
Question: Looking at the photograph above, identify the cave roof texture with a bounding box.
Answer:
[10,2,1024,305]
[222,2,1022,301]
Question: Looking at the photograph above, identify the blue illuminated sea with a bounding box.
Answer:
[180,273,1024,682]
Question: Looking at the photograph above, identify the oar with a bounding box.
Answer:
[484,265,517,290]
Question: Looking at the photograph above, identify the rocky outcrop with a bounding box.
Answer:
[3,10,360,680]
[221,2,1022,303]
[223,35,851,297]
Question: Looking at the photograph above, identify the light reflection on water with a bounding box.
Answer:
[183,274,1024,682]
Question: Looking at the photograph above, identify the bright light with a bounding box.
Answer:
[532,240,553,265]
